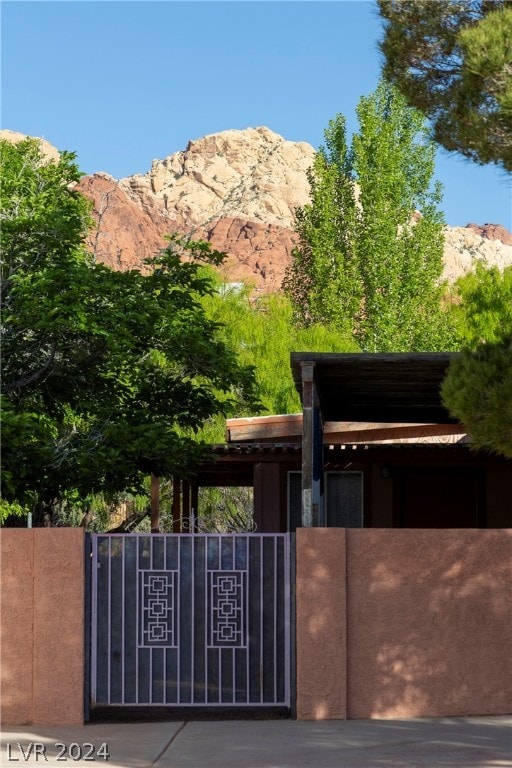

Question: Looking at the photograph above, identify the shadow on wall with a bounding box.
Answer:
[296,529,347,720]
[346,530,512,720]
[0,529,85,726]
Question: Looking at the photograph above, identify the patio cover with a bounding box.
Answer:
[290,352,461,525]
[290,352,459,424]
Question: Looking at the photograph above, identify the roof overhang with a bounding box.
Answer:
[227,414,466,444]
[291,352,459,424]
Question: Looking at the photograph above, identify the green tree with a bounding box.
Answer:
[1,139,258,525]
[441,336,512,458]
[452,264,512,346]
[441,264,512,458]
[282,117,359,333]
[378,0,512,171]
[284,80,454,352]
[201,282,359,431]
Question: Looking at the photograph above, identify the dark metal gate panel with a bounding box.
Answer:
[91,534,290,707]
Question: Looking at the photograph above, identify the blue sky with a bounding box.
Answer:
[2,0,511,228]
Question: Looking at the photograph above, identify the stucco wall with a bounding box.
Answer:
[3,527,510,724]
[0,528,85,725]
[296,528,512,720]
[295,529,347,719]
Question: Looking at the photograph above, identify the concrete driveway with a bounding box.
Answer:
[1,716,511,768]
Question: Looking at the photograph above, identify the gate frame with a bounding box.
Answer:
[89,532,292,712]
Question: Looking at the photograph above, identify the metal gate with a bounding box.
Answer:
[90,534,290,707]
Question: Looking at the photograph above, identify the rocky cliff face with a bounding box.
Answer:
[75,127,310,291]
[443,224,512,282]
[2,127,511,292]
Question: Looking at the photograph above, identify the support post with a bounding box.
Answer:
[150,474,160,533]
[182,480,191,532]
[191,484,199,532]
[254,463,281,532]
[172,477,182,533]
[301,362,324,527]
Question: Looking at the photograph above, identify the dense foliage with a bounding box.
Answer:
[1,139,258,525]
[442,265,512,458]
[441,336,512,458]
[284,80,455,352]
[452,265,512,346]
[378,0,512,171]
[201,284,358,433]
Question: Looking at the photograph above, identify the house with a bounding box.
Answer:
[189,353,511,531]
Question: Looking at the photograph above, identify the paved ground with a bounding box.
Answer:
[1,717,511,768]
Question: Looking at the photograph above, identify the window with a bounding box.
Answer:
[287,471,363,531]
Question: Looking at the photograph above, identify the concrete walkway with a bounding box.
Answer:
[1,717,511,768]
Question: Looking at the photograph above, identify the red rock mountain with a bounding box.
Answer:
[3,127,511,291]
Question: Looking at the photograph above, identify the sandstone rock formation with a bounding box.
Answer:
[443,225,512,282]
[0,128,61,162]
[466,223,512,246]
[2,127,511,292]
[77,172,168,271]
[119,127,315,231]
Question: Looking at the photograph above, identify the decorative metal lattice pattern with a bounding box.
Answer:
[209,571,246,648]
[91,534,289,707]
[140,571,177,647]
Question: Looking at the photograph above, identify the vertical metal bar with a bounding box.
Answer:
[149,647,153,704]
[285,534,291,707]
[218,643,222,703]
[107,537,111,704]
[232,647,235,704]
[164,533,168,704]
[216,536,221,703]
[121,537,125,704]
[204,536,208,704]
[84,533,92,720]
[163,539,168,704]
[260,536,263,703]
[149,535,153,704]
[191,536,195,703]
[177,535,181,704]
[135,536,139,705]
[274,536,278,704]
[90,535,98,706]
[245,536,249,704]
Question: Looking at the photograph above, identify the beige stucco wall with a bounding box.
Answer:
[296,528,512,720]
[0,528,85,725]
[3,527,510,723]
[295,528,347,719]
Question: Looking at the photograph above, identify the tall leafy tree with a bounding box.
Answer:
[284,80,454,352]
[1,139,258,525]
[441,265,512,458]
[283,122,350,331]
[283,116,359,334]
[378,0,512,171]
